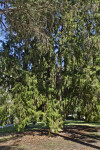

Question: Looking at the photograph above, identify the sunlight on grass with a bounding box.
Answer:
[28,122,49,129]
[64,120,100,127]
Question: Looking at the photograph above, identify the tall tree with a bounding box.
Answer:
[0,0,100,130]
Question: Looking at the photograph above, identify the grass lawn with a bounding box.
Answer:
[64,120,100,127]
[0,120,100,150]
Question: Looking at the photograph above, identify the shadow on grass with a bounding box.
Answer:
[25,125,100,149]
[0,126,17,137]
[0,146,24,150]
[63,125,100,138]
[0,135,21,143]
[52,131,100,150]
[0,123,100,150]
[20,126,100,150]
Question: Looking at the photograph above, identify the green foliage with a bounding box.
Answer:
[44,99,63,132]
[0,0,100,132]
[0,88,12,125]
[11,72,46,131]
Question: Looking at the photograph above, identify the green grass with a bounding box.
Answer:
[0,126,17,134]
[0,121,100,135]
[64,120,100,127]
[28,122,49,129]
[0,122,49,134]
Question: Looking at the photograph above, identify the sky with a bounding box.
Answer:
[0,28,7,50]
[0,2,9,50]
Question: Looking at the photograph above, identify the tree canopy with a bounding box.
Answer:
[0,0,100,132]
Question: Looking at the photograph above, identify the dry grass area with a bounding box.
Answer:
[0,126,100,150]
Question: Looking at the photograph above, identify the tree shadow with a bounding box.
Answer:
[52,125,100,150]
[30,126,100,150]
[0,134,23,143]
[0,146,24,150]
[21,126,100,149]
[52,132,100,150]
[64,125,98,132]
[63,125,100,140]
[0,125,100,150]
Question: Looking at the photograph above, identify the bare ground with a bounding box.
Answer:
[0,126,100,150]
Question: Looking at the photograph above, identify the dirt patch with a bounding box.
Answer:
[0,126,100,150]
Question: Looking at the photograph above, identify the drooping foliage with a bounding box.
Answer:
[0,0,100,131]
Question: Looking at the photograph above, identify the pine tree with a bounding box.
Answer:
[0,0,100,131]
